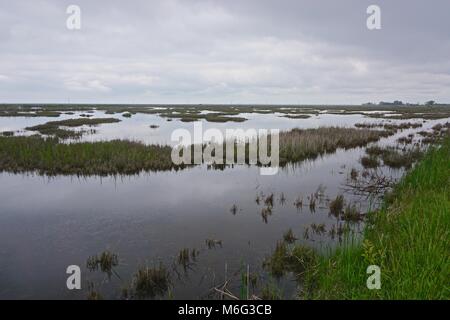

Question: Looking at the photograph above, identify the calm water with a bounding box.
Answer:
[0,111,446,299]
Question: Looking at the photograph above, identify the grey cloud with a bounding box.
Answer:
[0,0,449,104]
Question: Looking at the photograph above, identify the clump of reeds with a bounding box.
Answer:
[206,239,222,249]
[376,146,424,169]
[279,192,286,205]
[264,193,274,207]
[329,195,345,216]
[294,196,303,209]
[360,155,380,168]
[342,204,363,222]
[25,117,121,139]
[397,136,413,144]
[261,206,273,224]
[350,168,359,181]
[260,284,282,300]
[132,263,171,299]
[86,282,103,300]
[308,196,316,213]
[310,223,326,234]
[86,250,119,278]
[283,229,297,244]
[263,241,317,279]
[177,248,191,270]
[122,112,132,118]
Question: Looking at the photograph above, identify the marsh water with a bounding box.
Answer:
[0,110,446,299]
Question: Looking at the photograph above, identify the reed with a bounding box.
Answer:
[132,263,171,299]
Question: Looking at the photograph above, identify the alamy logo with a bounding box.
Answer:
[366,5,381,30]
[66,265,81,290]
[366,265,381,290]
[171,123,279,175]
[66,5,81,30]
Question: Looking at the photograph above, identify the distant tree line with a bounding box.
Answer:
[363,100,437,106]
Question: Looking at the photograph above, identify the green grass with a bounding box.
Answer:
[302,136,450,299]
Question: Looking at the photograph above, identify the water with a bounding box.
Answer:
[0,110,447,299]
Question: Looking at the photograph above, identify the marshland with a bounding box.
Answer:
[0,104,448,299]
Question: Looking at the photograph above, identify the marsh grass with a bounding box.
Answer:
[264,193,274,207]
[279,192,286,205]
[294,196,303,209]
[86,282,103,300]
[342,204,363,222]
[308,196,316,213]
[177,248,198,271]
[283,229,297,244]
[355,122,422,131]
[86,251,119,279]
[381,147,423,169]
[310,223,326,234]
[329,195,345,216]
[25,117,121,139]
[260,283,282,300]
[350,168,359,180]
[132,263,171,299]
[365,145,423,169]
[360,155,380,169]
[160,111,247,123]
[0,110,61,117]
[263,241,317,280]
[281,114,311,119]
[0,136,179,175]
[0,126,393,175]
[206,239,223,249]
[261,206,273,224]
[277,127,392,165]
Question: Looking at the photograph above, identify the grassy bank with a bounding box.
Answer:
[301,136,450,299]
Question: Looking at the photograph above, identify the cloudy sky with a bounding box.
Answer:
[0,0,449,104]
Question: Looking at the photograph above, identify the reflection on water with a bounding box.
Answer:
[0,111,447,299]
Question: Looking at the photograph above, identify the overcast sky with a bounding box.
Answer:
[0,0,449,104]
